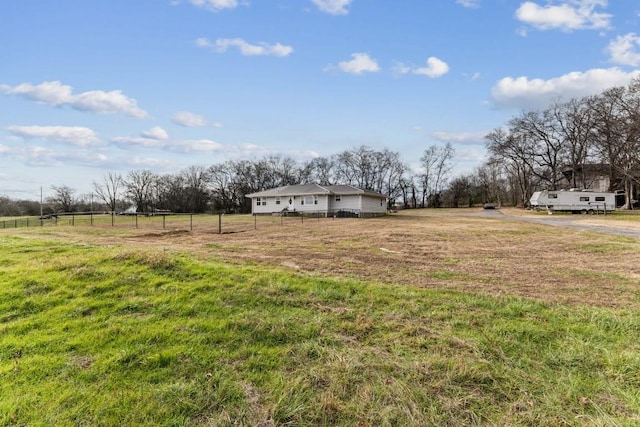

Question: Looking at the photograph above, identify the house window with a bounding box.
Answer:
[548,194,558,199]
[256,197,266,206]
[580,196,590,202]
[595,196,605,202]
[302,195,316,205]
[335,195,341,202]
[275,197,281,205]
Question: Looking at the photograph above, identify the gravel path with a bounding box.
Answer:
[476,208,640,238]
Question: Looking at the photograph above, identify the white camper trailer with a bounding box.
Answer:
[529,190,616,213]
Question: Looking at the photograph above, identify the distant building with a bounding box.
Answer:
[561,164,612,192]
[246,184,387,217]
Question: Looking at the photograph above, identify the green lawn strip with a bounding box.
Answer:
[1,236,639,426]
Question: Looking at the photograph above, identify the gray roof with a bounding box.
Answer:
[246,184,386,198]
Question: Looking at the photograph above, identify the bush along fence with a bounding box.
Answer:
[0,210,378,234]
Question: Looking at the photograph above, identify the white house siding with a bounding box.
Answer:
[252,194,331,215]
[361,195,387,214]
[294,194,329,214]
[247,184,387,216]
[252,196,275,214]
[329,194,361,212]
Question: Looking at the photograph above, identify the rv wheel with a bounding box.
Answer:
[588,209,594,215]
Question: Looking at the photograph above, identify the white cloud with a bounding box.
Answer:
[188,0,238,12]
[311,0,353,15]
[7,125,99,147]
[336,53,380,74]
[0,144,11,153]
[491,67,640,109]
[414,57,450,78]
[394,57,450,78]
[11,145,111,168]
[111,136,166,148]
[111,132,224,153]
[122,156,174,170]
[172,111,222,128]
[607,33,640,67]
[456,147,488,164]
[456,0,480,9]
[430,131,488,145]
[515,0,612,32]
[141,126,169,140]
[195,37,213,48]
[200,38,293,57]
[165,139,225,153]
[0,81,149,119]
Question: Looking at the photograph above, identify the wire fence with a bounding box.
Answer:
[0,210,377,234]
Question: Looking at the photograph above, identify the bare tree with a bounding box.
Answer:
[552,97,598,189]
[475,161,509,207]
[49,185,76,213]
[303,156,336,185]
[93,172,124,213]
[125,170,156,213]
[333,146,407,203]
[509,109,565,190]
[591,81,640,208]
[420,143,455,207]
[181,165,211,213]
[485,128,536,207]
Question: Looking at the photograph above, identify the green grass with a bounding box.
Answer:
[1,235,640,426]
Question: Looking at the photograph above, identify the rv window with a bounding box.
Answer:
[595,196,605,202]
[276,197,281,205]
[579,197,589,202]
[548,194,558,199]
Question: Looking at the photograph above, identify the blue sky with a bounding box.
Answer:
[2,0,640,199]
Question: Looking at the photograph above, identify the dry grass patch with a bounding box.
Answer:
[6,209,640,308]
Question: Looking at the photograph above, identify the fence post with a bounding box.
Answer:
[163,215,166,229]
[14,219,17,228]
[135,214,138,229]
[218,213,222,234]
[301,212,304,224]
[72,214,75,226]
[112,212,114,227]
[254,214,257,230]
[91,211,93,226]
[190,214,193,231]
[27,218,30,227]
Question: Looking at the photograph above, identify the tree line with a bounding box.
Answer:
[484,77,640,209]
[0,144,460,216]
[3,77,639,216]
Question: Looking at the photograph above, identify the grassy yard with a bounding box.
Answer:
[1,210,640,426]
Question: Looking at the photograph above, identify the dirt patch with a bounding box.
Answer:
[139,229,192,238]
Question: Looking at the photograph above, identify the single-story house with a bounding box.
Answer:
[246,184,388,217]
